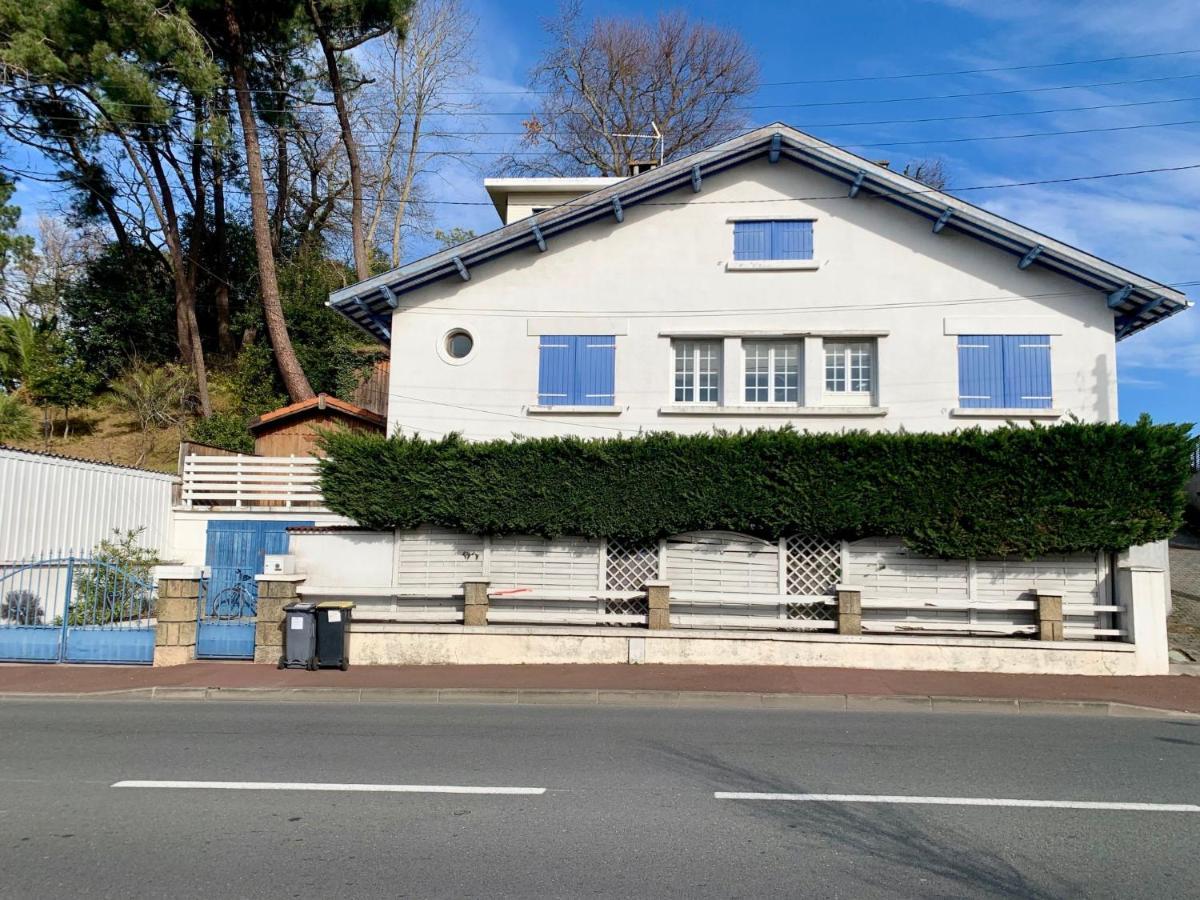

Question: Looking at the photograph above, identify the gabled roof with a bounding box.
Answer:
[248,394,386,433]
[329,123,1191,344]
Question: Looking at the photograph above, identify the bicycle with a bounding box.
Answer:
[209,570,257,620]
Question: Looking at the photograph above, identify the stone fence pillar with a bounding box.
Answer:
[463,580,490,627]
[645,581,670,630]
[255,575,306,664]
[153,566,201,667]
[836,587,862,636]
[1035,592,1064,641]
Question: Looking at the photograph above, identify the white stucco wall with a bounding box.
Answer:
[387,159,1118,440]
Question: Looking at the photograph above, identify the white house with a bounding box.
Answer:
[152,125,1191,675]
[329,123,1189,441]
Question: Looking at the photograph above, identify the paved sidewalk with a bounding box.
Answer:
[2,662,1199,714]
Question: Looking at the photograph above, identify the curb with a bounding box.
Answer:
[0,686,1195,718]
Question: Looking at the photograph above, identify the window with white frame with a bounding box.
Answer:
[743,341,801,403]
[824,341,874,399]
[673,340,721,403]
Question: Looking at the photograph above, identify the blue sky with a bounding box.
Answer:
[8,0,1198,427]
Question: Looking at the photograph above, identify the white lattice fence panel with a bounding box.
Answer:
[785,536,841,596]
[604,595,649,617]
[605,538,659,591]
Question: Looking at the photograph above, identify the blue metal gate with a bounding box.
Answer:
[197,521,311,659]
[0,556,156,664]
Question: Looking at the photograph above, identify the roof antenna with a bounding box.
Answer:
[611,121,664,175]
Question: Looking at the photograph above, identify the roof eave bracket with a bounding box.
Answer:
[612,196,624,223]
[1018,244,1045,270]
[1116,295,1169,338]
[691,165,702,193]
[452,256,470,281]
[932,208,953,234]
[379,284,399,309]
[1107,283,1133,309]
[531,222,546,252]
[768,133,782,163]
[849,170,866,198]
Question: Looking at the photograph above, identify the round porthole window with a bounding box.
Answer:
[445,329,473,359]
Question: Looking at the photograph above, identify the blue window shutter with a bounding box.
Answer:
[733,221,768,260]
[957,335,1004,408]
[538,336,573,405]
[1002,335,1052,408]
[773,221,813,260]
[575,335,615,406]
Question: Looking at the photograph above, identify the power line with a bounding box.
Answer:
[209,161,1200,208]
[13,114,1200,155]
[755,48,1200,87]
[11,70,1200,118]
[13,93,1200,138]
[17,46,1200,101]
[739,71,1200,112]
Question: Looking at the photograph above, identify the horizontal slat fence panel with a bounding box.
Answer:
[490,535,601,592]
[665,532,779,594]
[180,455,325,509]
[395,528,485,591]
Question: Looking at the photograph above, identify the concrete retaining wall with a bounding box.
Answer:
[348,624,1152,675]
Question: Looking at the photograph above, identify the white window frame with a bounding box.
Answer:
[823,340,875,406]
[742,340,802,405]
[672,340,722,404]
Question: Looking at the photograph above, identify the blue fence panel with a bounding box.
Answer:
[0,556,154,665]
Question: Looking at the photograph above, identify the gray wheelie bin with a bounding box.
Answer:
[279,602,317,670]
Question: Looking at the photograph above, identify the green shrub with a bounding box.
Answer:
[70,528,158,625]
[0,392,35,441]
[189,411,254,454]
[318,420,1197,559]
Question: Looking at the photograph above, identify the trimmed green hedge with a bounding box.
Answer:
[318,420,1196,559]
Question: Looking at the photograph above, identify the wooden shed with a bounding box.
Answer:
[249,394,386,458]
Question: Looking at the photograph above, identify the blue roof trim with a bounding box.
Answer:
[330,125,1189,344]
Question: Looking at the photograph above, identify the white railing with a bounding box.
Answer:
[857,596,1125,640]
[295,584,1121,640]
[180,455,325,509]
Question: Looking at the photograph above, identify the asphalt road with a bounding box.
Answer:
[1,700,1198,899]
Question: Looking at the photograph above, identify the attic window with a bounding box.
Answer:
[733,220,813,260]
[727,220,820,272]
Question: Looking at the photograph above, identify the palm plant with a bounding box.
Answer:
[108,362,193,464]
[0,314,38,389]
[0,391,35,441]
